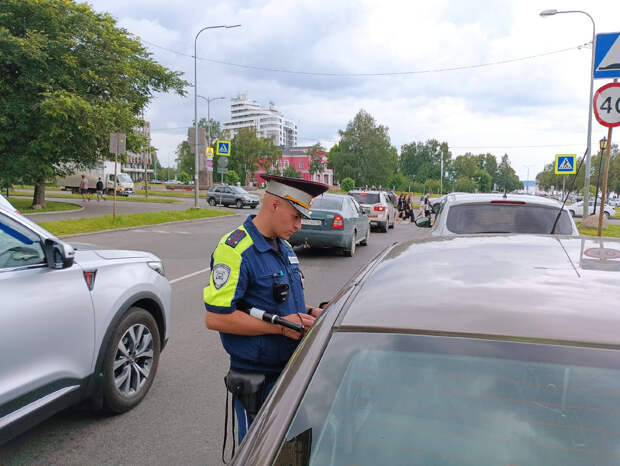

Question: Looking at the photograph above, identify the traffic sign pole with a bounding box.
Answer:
[598,124,613,236]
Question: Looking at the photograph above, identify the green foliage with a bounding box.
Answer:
[0,0,187,206]
[225,169,240,185]
[175,141,194,179]
[454,176,478,192]
[177,172,190,183]
[340,177,355,192]
[400,140,451,183]
[495,154,522,192]
[330,110,397,187]
[388,173,409,191]
[579,185,596,197]
[424,179,441,194]
[229,128,282,185]
[308,143,325,176]
[283,166,301,178]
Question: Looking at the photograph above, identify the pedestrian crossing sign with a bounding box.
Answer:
[216,140,231,157]
[555,154,576,175]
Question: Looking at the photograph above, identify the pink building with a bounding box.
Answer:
[253,146,335,187]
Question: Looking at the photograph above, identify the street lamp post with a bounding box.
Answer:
[540,8,596,216]
[194,24,240,208]
[197,95,226,189]
[594,136,607,213]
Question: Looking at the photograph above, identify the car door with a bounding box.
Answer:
[350,198,367,237]
[0,212,95,422]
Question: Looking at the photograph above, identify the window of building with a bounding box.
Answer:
[299,162,304,169]
[284,160,289,168]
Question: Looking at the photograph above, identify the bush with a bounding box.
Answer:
[177,171,190,183]
[340,177,355,193]
[226,170,240,185]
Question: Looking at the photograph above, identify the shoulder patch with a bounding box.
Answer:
[212,264,231,289]
[225,229,247,248]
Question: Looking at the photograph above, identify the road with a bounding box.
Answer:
[0,216,430,465]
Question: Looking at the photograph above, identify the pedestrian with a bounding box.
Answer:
[424,193,431,218]
[397,194,406,223]
[79,175,89,202]
[405,193,415,223]
[204,174,329,447]
[96,177,105,201]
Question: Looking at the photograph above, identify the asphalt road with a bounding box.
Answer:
[0,215,430,465]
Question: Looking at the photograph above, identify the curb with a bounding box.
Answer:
[58,213,243,239]
[23,204,86,216]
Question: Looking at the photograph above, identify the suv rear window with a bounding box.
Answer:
[275,332,620,465]
[446,203,574,234]
[350,192,380,204]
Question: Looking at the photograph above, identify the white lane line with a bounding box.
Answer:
[169,267,211,285]
[153,230,172,234]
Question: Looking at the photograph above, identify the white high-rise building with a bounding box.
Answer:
[223,94,298,147]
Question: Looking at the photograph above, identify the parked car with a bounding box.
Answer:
[0,193,19,213]
[568,200,616,218]
[150,179,163,184]
[289,193,370,256]
[418,193,579,236]
[0,207,171,443]
[348,189,395,232]
[231,234,620,465]
[207,185,260,209]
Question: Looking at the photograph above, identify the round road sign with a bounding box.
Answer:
[217,157,228,168]
[594,82,620,128]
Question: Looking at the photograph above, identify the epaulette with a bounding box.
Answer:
[225,229,247,248]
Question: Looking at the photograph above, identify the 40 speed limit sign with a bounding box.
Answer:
[594,82,620,128]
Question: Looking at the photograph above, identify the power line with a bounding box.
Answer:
[451,143,583,149]
[142,39,590,77]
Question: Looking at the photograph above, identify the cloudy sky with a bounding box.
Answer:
[87,0,620,181]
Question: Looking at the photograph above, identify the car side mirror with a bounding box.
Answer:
[415,217,432,228]
[431,203,441,214]
[44,239,75,269]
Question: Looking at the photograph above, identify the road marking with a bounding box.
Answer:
[132,229,191,235]
[169,267,211,285]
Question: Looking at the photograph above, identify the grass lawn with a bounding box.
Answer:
[38,208,234,236]
[10,191,180,203]
[577,223,620,238]
[9,197,81,214]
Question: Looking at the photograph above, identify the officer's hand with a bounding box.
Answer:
[281,313,315,340]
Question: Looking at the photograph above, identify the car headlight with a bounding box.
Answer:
[147,261,166,277]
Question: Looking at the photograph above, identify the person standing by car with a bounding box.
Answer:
[96,177,105,201]
[79,174,89,202]
[423,193,431,218]
[397,194,406,223]
[405,193,415,223]
[204,174,329,445]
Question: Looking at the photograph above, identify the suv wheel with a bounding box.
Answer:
[381,221,388,233]
[102,307,160,413]
[343,231,356,257]
[208,198,216,206]
[236,199,243,209]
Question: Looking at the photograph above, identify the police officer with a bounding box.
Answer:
[204,175,328,444]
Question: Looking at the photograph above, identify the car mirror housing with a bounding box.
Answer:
[44,239,75,269]
[415,217,432,228]
[431,203,441,215]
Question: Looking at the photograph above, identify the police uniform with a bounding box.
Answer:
[204,175,328,444]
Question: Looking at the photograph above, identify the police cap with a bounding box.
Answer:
[262,174,329,218]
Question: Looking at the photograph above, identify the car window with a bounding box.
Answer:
[0,214,46,269]
[231,186,249,194]
[311,196,343,211]
[275,332,620,466]
[350,193,380,204]
[445,204,574,234]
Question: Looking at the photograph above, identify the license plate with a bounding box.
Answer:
[302,219,322,226]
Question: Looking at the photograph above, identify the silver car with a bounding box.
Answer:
[418,193,579,236]
[348,190,395,232]
[0,206,171,443]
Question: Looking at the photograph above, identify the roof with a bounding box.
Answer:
[339,235,620,347]
[442,192,564,208]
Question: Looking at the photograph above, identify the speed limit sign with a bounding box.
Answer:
[594,82,620,128]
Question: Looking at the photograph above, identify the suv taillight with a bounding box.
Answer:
[332,215,344,229]
[374,205,386,211]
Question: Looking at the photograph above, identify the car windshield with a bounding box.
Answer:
[350,193,380,204]
[311,197,343,211]
[276,332,620,466]
[446,203,574,234]
[231,186,249,194]
[117,173,132,183]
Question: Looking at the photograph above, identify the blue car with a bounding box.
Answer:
[289,193,370,256]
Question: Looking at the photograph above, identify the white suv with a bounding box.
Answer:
[0,206,171,443]
[348,190,395,232]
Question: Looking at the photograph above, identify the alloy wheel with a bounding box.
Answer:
[113,324,154,397]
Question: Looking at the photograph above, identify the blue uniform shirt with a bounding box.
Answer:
[204,215,306,373]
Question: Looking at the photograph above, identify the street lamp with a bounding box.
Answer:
[594,136,607,213]
[194,24,240,208]
[197,95,226,147]
[540,8,596,216]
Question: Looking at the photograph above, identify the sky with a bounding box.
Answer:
[87,0,620,181]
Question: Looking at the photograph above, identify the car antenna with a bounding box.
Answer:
[550,148,587,234]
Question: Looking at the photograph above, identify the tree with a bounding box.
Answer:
[330,110,397,187]
[175,141,194,179]
[225,170,240,185]
[0,0,187,208]
[308,143,325,180]
[400,140,451,184]
[496,154,522,192]
[454,176,477,192]
[177,171,190,183]
[229,128,281,185]
[388,173,409,191]
[340,177,355,193]
[283,166,301,178]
